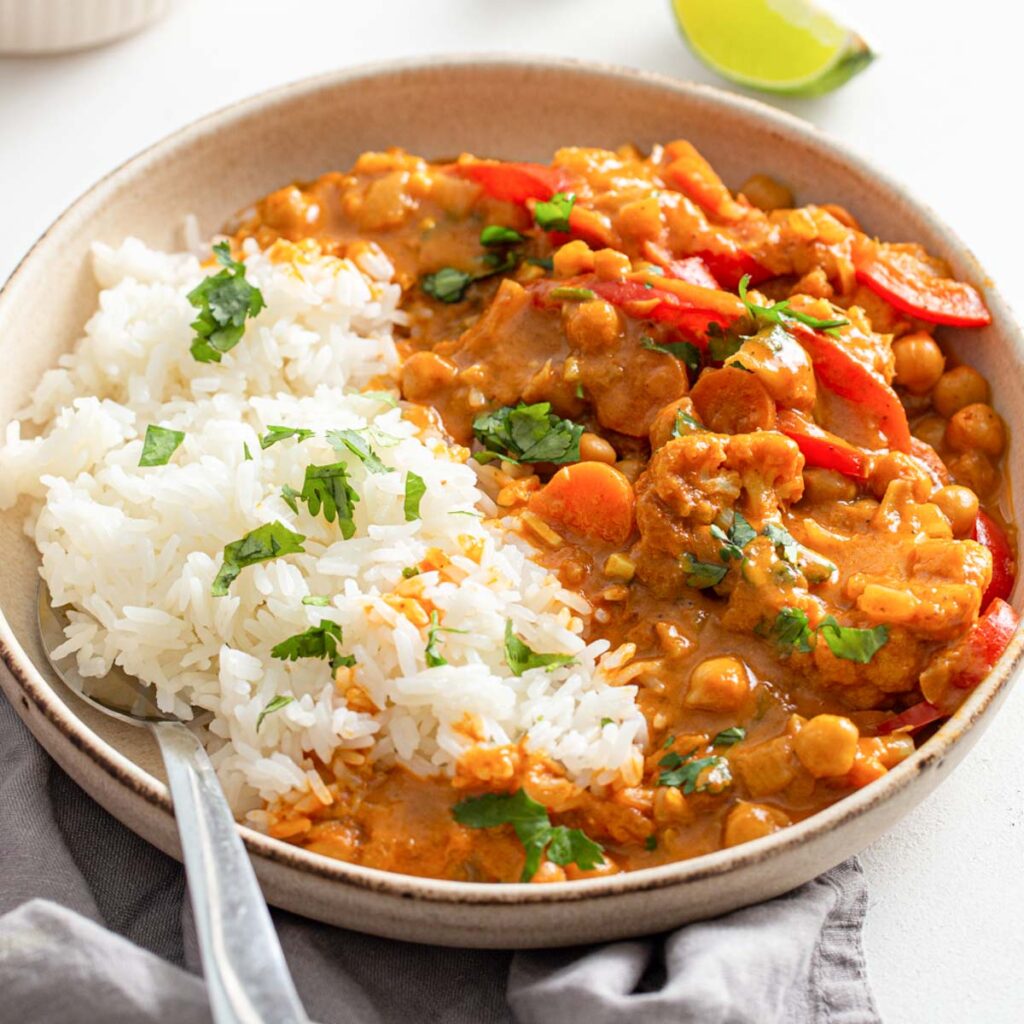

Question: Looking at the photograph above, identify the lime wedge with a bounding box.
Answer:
[671,0,874,96]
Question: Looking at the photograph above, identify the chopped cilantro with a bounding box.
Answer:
[138,425,185,467]
[527,256,554,271]
[280,483,300,514]
[818,616,889,664]
[401,566,421,579]
[187,242,265,363]
[472,402,584,464]
[600,717,614,728]
[763,521,800,564]
[452,788,604,881]
[672,410,704,437]
[640,336,702,377]
[710,511,757,561]
[712,726,747,748]
[259,425,315,450]
[424,610,467,668]
[359,389,399,408]
[767,607,814,655]
[421,266,474,303]
[302,595,330,606]
[327,429,388,474]
[504,620,576,677]
[271,618,354,670]
[738,274,849,337]
[534,192,575,233]
[298,462,359,537]
[211,522,306,597]
[549,286,597,302]
[644,835,658,852]
[403,471,426,522]
[481,225,526,246]
[243,442,253,462]
[681,554,727,589]
[658,753,732,794]
[255,695,294,732]
[707,324,743,362]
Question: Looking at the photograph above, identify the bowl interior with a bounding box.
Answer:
[1,56,1020,902]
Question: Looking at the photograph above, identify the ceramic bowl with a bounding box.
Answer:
[1,56,1021,949]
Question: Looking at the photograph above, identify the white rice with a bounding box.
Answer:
[0,237,647,818]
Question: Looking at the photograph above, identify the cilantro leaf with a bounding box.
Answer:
[138,425,185,467]
[817,616,889,664]
[452,789,604,881]
[280,483,300,514]
[212,522,306,596]
[472,402,584,464]
[533,192,575,233]
[549,286,597,302]
[672,410,704,437]
[187,242,265,363]
[763,521,800,564]
[640,336,702,377]
[658,754,732,794]
[259,425,315,450]
[712,726,746,748]
[504,620,575,677]
[271,618,353,670]
[711,511,757,561]
[424,611,467,668]
[401,566,421,579]
[681,554,727,589]
[327,429,388,474]
[302,595,330,606]
[707,324,743,362]
[766,607,814,655]
[527,256,554,271]
[403,471,426,522]
[481,225,526,246]
[243,443,253,461]
[298,462,359,536]
[256,695,294,732]
[421,267,474,303]
[738,274,849,337]
[644,835,658,851]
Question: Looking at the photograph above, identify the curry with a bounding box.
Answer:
[233,141,1017,883]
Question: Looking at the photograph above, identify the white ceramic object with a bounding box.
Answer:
[0,0,169,54]
[0,57,1020,949]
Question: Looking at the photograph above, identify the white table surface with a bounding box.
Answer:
[2,1,1021,1020]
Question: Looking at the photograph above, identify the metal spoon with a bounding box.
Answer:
[37,582,310,1024]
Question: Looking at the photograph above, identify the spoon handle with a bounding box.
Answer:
[153,720,309,1024]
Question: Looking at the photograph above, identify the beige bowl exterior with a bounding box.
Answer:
[1,56,1021,949]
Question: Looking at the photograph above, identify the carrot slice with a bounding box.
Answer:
[663,140,748,222]
[528,462,635,545]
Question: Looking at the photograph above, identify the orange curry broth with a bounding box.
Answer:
[231,142,1017,883]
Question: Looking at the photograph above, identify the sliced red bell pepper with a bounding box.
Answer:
[453,161,571,204]
[854,240,991,328]
[876,701,943,735]
[641,241,721,289]
[662,140,749,223]
[973,509,1016,606]
[789,323,912,454]
[776,409,868,479]
[950,597,1019,690]
[694,246,773,291]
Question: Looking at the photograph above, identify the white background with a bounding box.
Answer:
[1,2,1022,1020]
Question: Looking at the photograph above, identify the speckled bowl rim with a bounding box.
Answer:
[1,54,1022,907]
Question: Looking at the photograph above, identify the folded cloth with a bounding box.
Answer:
[0,683,880,1024]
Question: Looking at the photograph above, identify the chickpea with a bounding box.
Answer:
[723,802,791,848]
[552,239,594,278]
[913,414,948,453]
[792,714,859,778]
[614,458,643,483]
[685,655,751,712]
[892,333,945,395]
[945,403,1005,458]
[530,860,567,884]
[593,248,631,281]
[739,173,794,212]
[947,451,999,498]
[932,366,990,418]
[578,432,617,464]
[564,299,621,352]
[802,468,858,504]
[400,351,457,403]
[932,484,980,536]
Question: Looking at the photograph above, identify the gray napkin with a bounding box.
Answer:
[0,683,881,1024]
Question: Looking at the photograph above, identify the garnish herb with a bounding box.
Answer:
[302,595,330,606]
[260,425,315,450]
[711,511,757,561]
[817,616,889,664]
[672,410,704,437]
[707,324,743,362]
[256,695,294,732]
[658,753,732,794]
[600,717,614,728]
[533,192,576,233]
[424,611,467,668]
[504,620,575,677]
[298,462,359,537]
[644,835,658,852]
[212,522,306,597]
[681,554,727,589]
[421,266,474,303]
[472,402,584,464]
[640,336,702,377]
[712,726,747,748]
[327,429,388,474]
[549,286,597,302]
[663,734,676,750]
[767,607,814,655]
[359,389,399,407]
[452,789,604,882]
[738,274,850,336]
[527,256,555,271]
[280,483,300,514]
[187,242,265,363]
[481,225,526,246]
[401,566,421,579]
[138,425,185,467]
[271,619,354,670]
[763,521,800,564]
[403,471,426,522]
[243,443,253,462]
